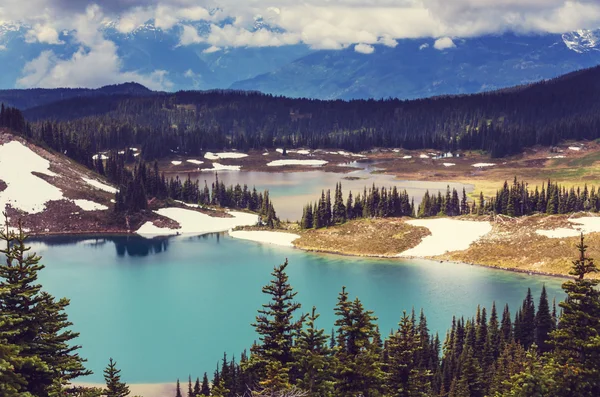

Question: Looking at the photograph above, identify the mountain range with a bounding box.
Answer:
[1,20,600,100]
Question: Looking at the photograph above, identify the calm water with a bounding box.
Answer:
[175,162,473,221]
[32,234,565,384]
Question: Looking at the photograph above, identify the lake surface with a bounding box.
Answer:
[32,233,565,384]
[175,162,473,221]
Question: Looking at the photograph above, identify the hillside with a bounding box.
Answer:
[10,64,600,163]
[0,82,154,110]
[0,129,126,234]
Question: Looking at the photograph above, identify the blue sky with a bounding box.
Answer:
[2,0,600,90]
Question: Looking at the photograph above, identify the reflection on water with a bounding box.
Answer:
[31,235,171,258]
[174,163,474,220]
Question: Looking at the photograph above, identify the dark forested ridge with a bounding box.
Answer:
[0,82,155,110]
[5,64,600,160]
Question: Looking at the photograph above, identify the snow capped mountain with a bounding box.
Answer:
[562,29,600,53]
[1,19,600,99]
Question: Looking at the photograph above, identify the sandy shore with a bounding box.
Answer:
[75,382,177,397]
[228,230,300,247]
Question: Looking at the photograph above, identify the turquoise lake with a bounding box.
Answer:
[31,233,565,384]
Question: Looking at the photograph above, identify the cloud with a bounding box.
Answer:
[433,37,456,50]
[355,43,375,54]
[4,0,600,89]
[0,45,6,51]
[419,43,430,50]
[25,24,63,44]
[16,5,172,90]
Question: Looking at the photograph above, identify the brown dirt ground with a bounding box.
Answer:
[293,218,431,257]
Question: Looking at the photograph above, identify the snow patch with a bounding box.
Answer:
[136,208,258,236]
[82,177,118,194]
[402,156,412,159]
[171,161,182,165]
[204,152,248,160]
[0,141,63,214]
[398,219,492,257]
[419,154,429,159]
[229,230,300,247]
[187,159,204,165]
[443,163,455,167]
[536,217,600,238]
[201,163,241,171]
[73,199,109,211]
[92,154,108,160]
[472,163,495,167]
[568,146,582,151]
[267,159,328,167]
[547,155,566,159]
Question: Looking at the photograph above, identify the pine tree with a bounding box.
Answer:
[0,217,91,395]
[549,234,600,396]
[248,260,305,392]
[193,377,201,396]
[176,379,183,397]
[201,373,210,396]
[334,289,383,397]
[519,288,536,349]
[104,358,130,397]
[535,285,554,354]
[385,312,431,396]
[292,306,333,396]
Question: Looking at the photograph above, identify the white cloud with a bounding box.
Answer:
[0,45,6,51]
[179,24,203,45]
[355,43,375,54]
[25,24,63,44]
[419,43,430,50]
[433,37,456,50]
[16,5,172,90]
[202,45,221,53]
[3,0,600,89]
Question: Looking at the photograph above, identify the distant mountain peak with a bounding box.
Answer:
[562,29,600,53]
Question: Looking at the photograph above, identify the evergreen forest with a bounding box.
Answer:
[3,65,600,163]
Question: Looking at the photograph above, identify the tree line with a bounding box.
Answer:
[301,178,600,229]
[301,183,415,229]
[2,217,599,396]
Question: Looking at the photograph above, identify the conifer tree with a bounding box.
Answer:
[549,234,600,396]
[248,260,305,391]
[193,377,201,396]
[175,379,183,397]
[201,373,210,396]
[535,285,554,353]
[104,358,130,397]
[334,289,383,397]
[385,312,431,396]
[0,217,91,395]
[292,306,333,396]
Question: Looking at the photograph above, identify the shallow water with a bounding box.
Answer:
[32,233,565,384]
[175,163,473,220]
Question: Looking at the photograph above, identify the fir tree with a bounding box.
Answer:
[104,358,130,397]
[0,217,91,395]
[385,312,431,396]
[248,260,305,391]
[292,306,333,396]
[549,234,600,396]
[535,285,554,354]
